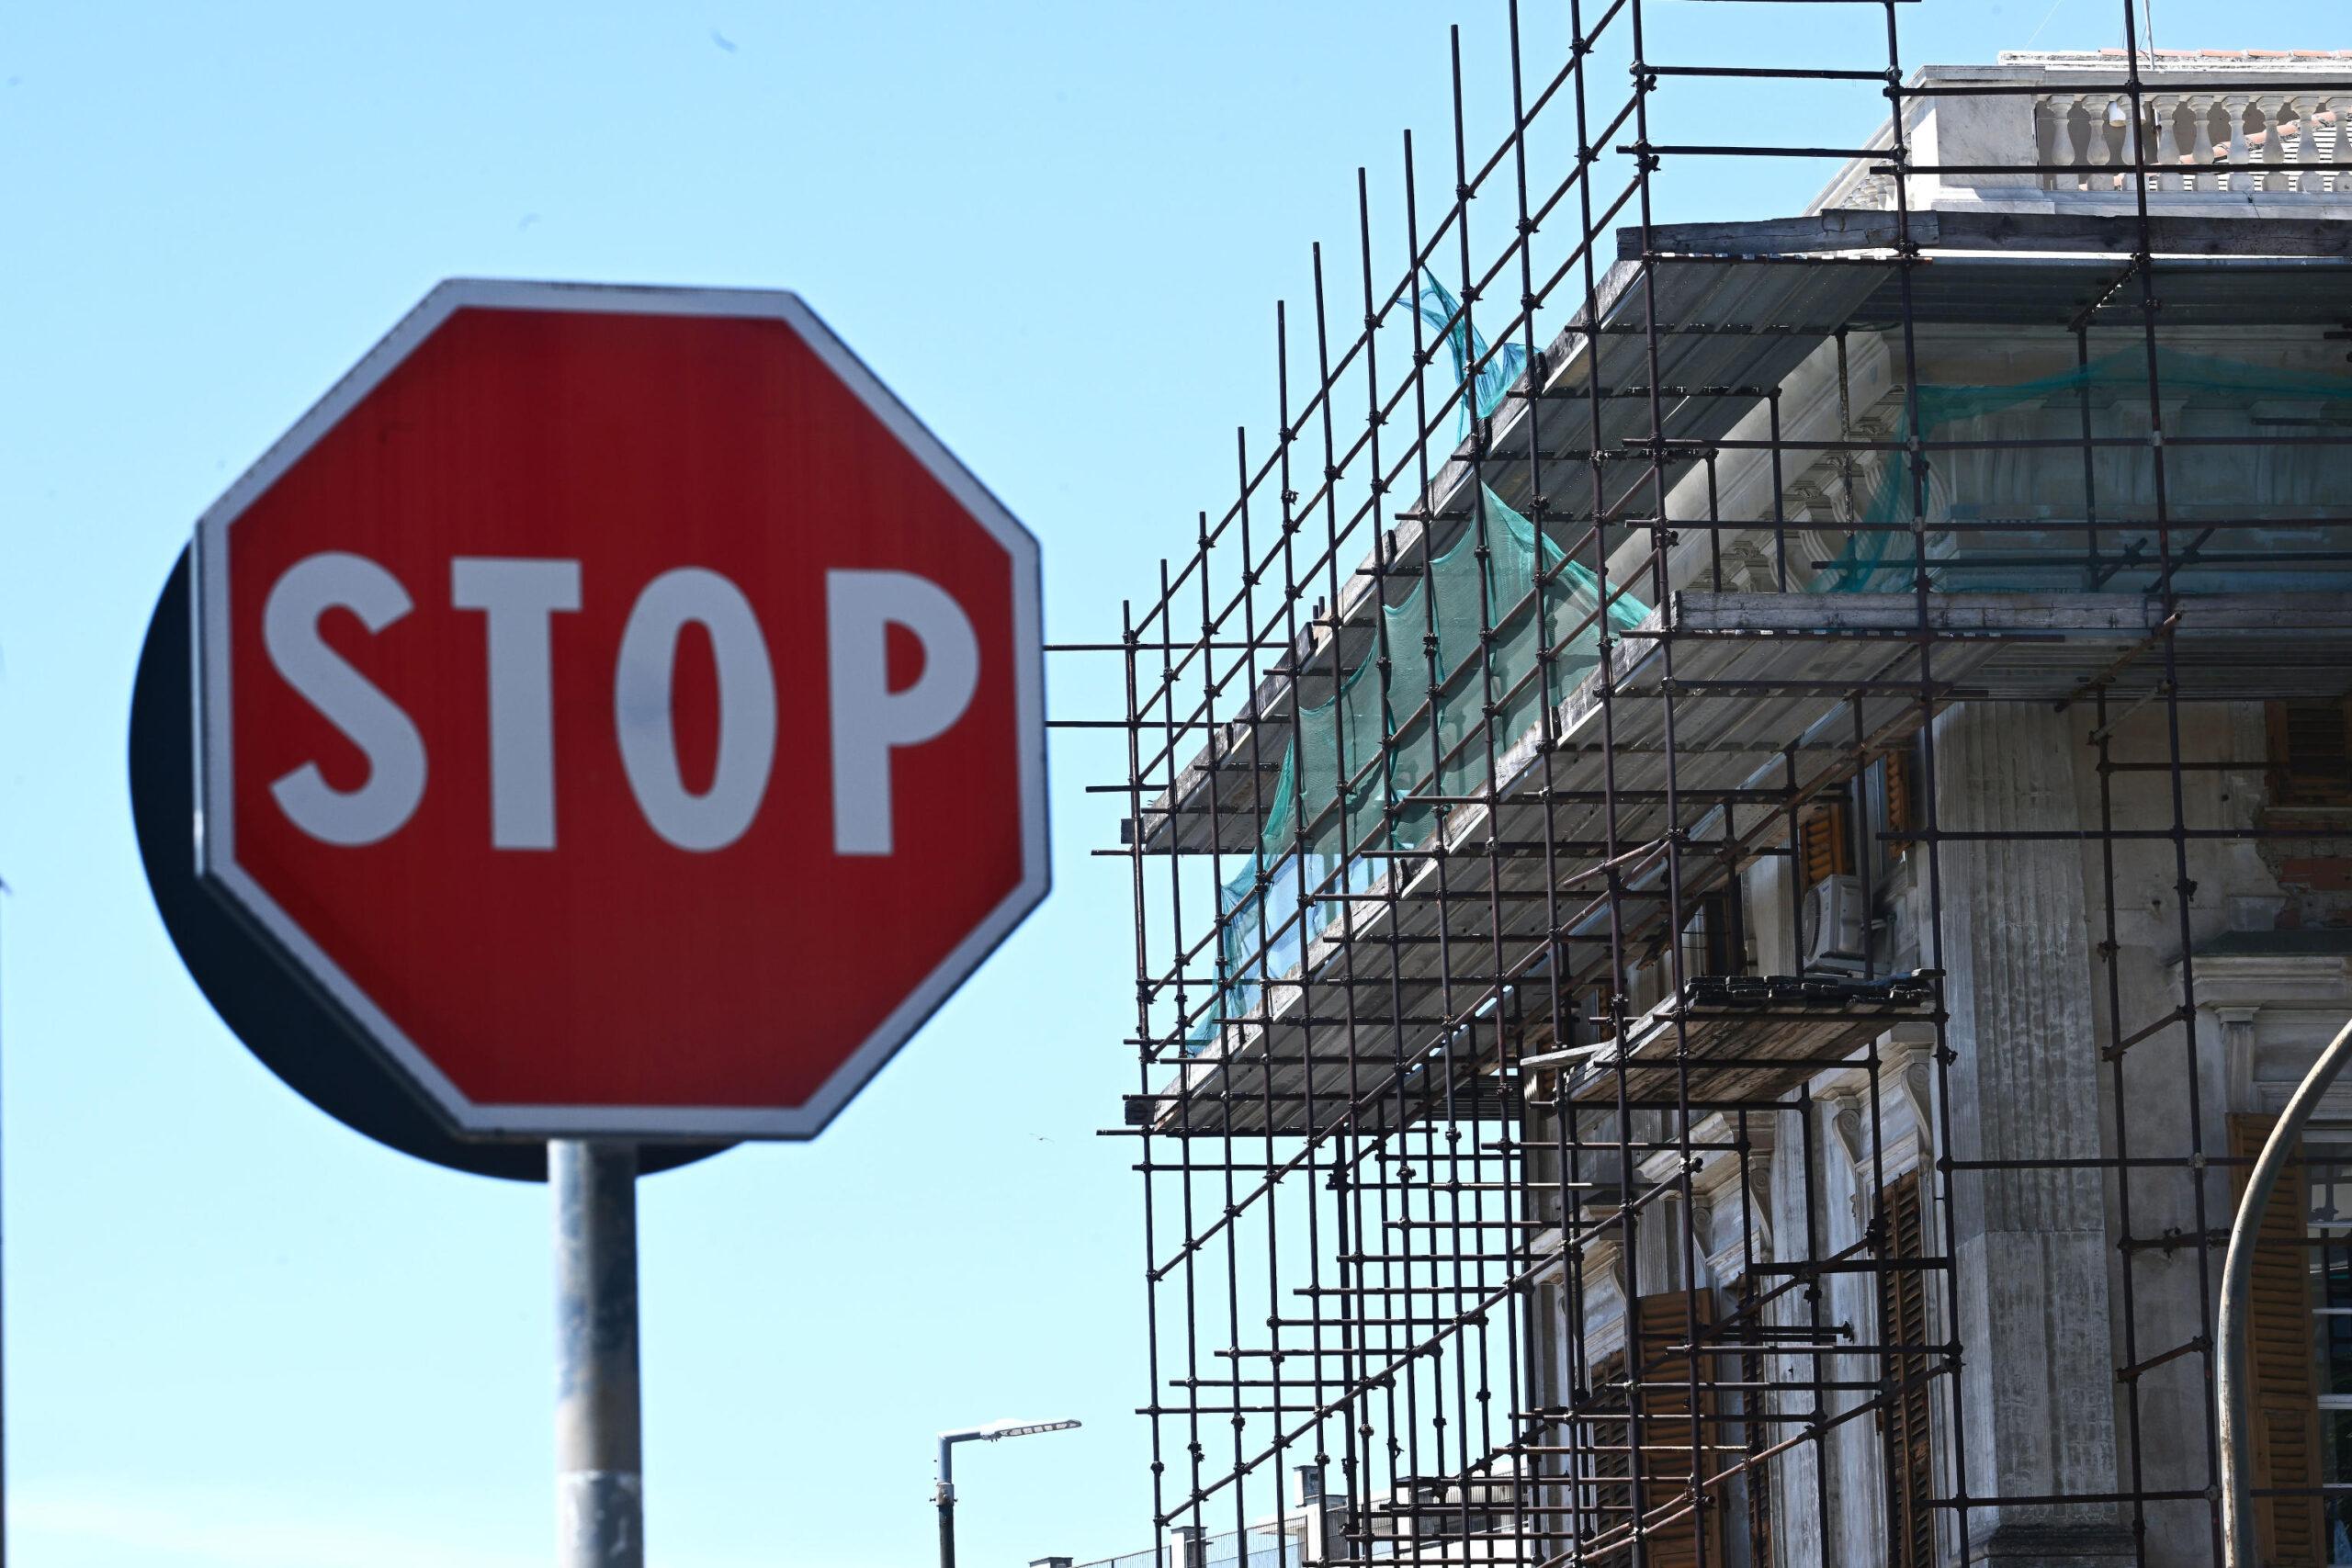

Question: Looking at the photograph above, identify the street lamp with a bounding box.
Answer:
[934,1416,1081,1568]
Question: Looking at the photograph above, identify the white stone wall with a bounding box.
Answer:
[1540,223,2350,1568]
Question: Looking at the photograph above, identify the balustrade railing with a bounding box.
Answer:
[2035,88,2347,193]
[1812,54,2352,212]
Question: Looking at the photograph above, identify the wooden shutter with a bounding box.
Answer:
[1877,1170,1936,1568]
[1883,750,1914,862]
[1740,1345,1776,1568]
[1586,1292,1722,1567]
[1587,1350,1634,1552]
[2267,700,2352,807]
[2229,1114,2324,1567]
[1798,801,1853,889]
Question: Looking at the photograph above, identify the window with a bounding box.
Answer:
[1882,749,1915,863]
[1737,1343,1777,1568]
[1797,801,1853,890]
[2229,1115,2327,1565]
[2308,1145,2352,1567]
[1679,893,1742,982]
[1585,1293,1721,1567]
[2267,701,2352,807]
[1877,1170,1936,1568]
[1584,1348,1634,1550]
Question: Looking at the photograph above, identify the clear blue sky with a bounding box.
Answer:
[0,2,2336,1564]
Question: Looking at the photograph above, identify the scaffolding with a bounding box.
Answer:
[1072,6,2352,1565]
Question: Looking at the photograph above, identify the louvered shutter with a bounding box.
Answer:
[1798,802,1852,889]
[2230,1114,2324,1566]
[1883,751,1913,862]
[1635,1291,1709,1568]
[1583,1293,1722,1567]
[2267,701,2352,807]
[1741,1345,1776,1568]
[1588,1350,1634,1552]
[1877,1170,1936,1568]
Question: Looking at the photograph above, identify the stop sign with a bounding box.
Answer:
[190,280,1046,1142]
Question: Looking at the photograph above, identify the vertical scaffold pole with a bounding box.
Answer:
[554,1139,643,1567]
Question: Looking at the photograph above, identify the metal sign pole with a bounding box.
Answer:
[554,1140,642,1568]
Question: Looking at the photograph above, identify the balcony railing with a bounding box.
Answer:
[2035,87,2346,193]
[1815,51,2352,211]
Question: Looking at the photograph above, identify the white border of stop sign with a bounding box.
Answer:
[190,279,1048,1143]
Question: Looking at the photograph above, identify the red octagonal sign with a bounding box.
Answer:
[193,281,1047,1142]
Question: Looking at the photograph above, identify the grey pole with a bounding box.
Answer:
[554,1139,642,1568]
[2220,1012,2352,1568]
[935,1435,957,1568]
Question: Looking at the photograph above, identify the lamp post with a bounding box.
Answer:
[934,1417,1081,1568]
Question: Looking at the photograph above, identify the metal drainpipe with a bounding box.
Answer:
[2219,1013,2352,1568]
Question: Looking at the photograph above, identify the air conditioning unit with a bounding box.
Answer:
[1800,874,1869,975]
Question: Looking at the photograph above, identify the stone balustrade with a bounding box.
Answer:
[2037,85,2346,193]
[1813,50,2352,212]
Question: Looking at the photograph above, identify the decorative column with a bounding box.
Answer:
[2221,96,2255,193]
[2146,96,2182,195]
[1933,701,2132,1564]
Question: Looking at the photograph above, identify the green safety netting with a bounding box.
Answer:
[1194,485,1650,1047]
[1817,347,2352,594]
[1179,276,1566,1048]
[1181,346,2350,1047]
[1408,271,1529,436]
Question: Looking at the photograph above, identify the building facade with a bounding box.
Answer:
[1107,25,2352,1568]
